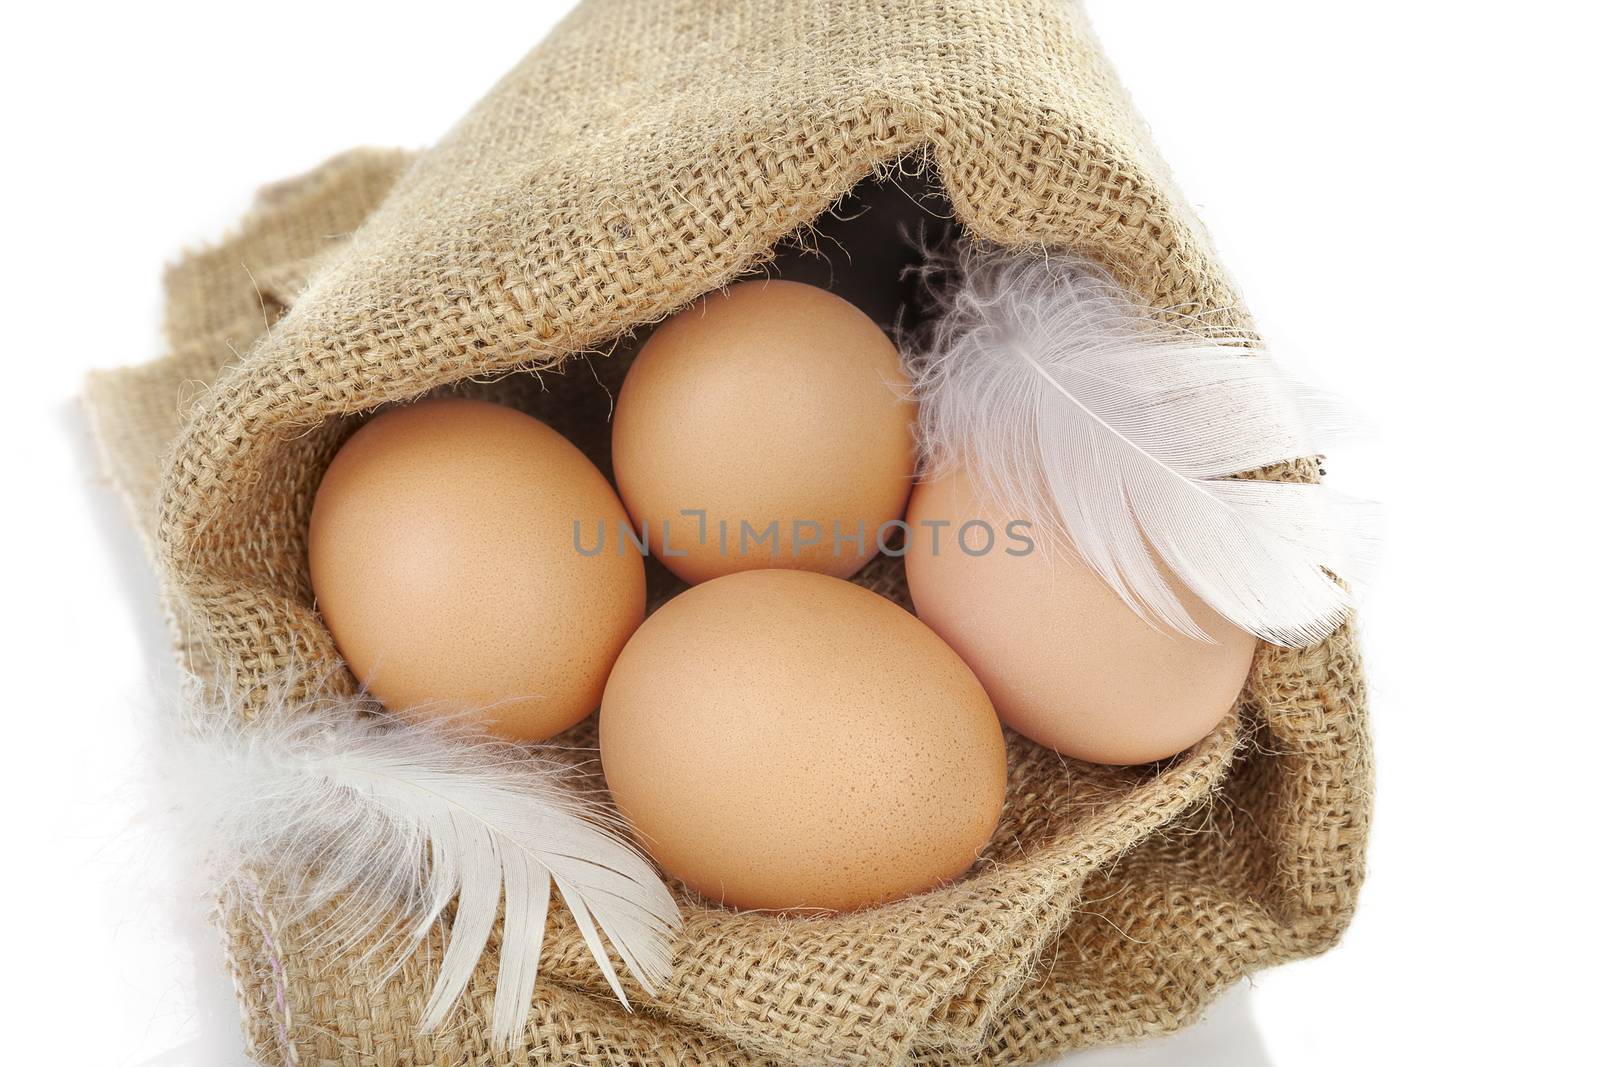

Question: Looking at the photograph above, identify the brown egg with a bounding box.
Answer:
[308,398,644,741]
[904,468,1256,765]
[611,280,916,584]
[599,569,1007,912]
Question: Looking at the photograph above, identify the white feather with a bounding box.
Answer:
[907,243,1373,647]
[172,673,680,1046]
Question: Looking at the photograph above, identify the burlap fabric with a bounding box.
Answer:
[83,2,1371,1063]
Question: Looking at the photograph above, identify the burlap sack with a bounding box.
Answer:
[84,2,1371,1063]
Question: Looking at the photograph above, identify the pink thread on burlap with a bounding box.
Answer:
[241,877,299,1066]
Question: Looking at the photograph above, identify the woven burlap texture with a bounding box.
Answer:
[83,2,1371,1064]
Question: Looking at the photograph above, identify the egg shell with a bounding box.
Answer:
[904,467,1257,765]
[307,398,645,741]
[599,568,1007,913]
[611,280,916,584]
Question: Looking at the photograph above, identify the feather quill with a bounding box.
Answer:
[172,674,679,1045]
[907,243,1372,647]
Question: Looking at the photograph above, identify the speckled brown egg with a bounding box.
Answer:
[905,466,1257,765]
[598,569,1006,912]
[307,398,645,741]
[610,280,916,584]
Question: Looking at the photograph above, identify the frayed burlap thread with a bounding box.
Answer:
[83,3,1370,1064]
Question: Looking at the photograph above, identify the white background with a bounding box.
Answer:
[5,2,1595,1064]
